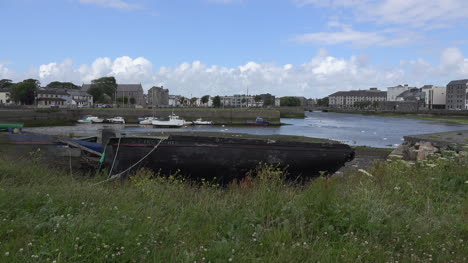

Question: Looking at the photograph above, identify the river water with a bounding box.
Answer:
[26,112,467,148]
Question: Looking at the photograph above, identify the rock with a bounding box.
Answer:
[416,141,440,161]
[389,144,406,159]
[405,146,418,161]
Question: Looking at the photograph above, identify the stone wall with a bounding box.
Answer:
[0,108,281,125]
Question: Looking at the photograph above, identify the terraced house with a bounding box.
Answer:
[329,88,387,108]
[446,79,468,110]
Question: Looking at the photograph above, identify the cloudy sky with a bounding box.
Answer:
[1,0,468,97]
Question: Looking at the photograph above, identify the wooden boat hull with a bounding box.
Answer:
[104,135,355,183]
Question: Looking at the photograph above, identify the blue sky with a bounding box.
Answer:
[1,0,468,97]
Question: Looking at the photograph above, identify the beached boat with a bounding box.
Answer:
[192,118,213,125]
[246,117,269,126]
[103,135,355,183]
[139,117,155,125]
[152,114,184,128]
[0,123,23,131]
[77,116,101,123]
[107,117,125,124]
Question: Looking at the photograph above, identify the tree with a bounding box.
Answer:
[178,96,186,106]
[0,79,13,89]
[46,81,80,89]
[263,97,273,107]
[190,97,198,106]
[280,97,301,107]
[201,95,210,105]
[10,79,40,105]
[316,97,329,107]
[130,97,136,105]
[212,96,222,108]
[372,101,380,109]
[89,77,117,103]
[254,95,261,102]
[117,96,129,104]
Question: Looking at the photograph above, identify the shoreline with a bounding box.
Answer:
[328,110,468,124]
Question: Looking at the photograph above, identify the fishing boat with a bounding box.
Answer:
[77,116,101,123]
[192,118,213,125]
[246,117,269,126]
[103,135,355,184]
[152,114,185,128]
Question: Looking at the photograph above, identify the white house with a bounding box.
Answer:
[0,88,12,105]
[35,89,71,108]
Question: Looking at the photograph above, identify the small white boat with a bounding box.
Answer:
[139,117,155,125]
[107,117,125,124]
[77,116,100,123]
[183,120,193,125]
[91,118,104,123]
[152,114,184,128]
[192,118,213,125]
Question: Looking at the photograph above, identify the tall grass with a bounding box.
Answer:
[0,155,466,262]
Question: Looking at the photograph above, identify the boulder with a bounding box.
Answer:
[416,141,440,161]
[389,144,407,159]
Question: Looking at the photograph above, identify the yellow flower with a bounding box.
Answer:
[147,216,152,219]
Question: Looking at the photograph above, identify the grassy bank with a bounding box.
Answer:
[0,156,467,262]
[330,110,468,124]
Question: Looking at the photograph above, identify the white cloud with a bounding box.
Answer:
[295,0,468,28]
[1,48,468,98]
[79,0,142,10]
[291,25,417,47]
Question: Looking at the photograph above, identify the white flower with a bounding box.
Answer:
[5,252,9,256]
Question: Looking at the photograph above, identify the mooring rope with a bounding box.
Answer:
[92,138,165,186]
[107,137,122,178]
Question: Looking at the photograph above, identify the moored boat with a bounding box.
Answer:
[152,114,185,128]
[107,117,125,124]
[246,117,269,126]
[77,116,101,123]
[104,135,355,184]
[192,118,213,125]
[139,117,156,125]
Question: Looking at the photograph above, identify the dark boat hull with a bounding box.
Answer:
[104,135,354,183]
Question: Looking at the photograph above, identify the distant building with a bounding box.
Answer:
[168,95,181,107]
[36,89,71,108]
[446,79,468,110]
[396,88,424,102]
[329,88,387,108]
[421,85,446,109]
[387,85,412,101]
[222,95,256,108]
[148,86,169,107]
[67,89,93,107]
[274,98,281,107]
[82,83,145,106]
[0,88,12,105]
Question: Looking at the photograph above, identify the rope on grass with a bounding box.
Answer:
[92,138,165,186]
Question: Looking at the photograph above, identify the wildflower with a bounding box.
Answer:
[147,216,152,219]
[28,242,33,246]
[394,186,401,191]
[229,258,233,262]
[19,248,23,252]
[5,252,9,256]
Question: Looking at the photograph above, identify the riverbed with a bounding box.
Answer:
[26,112,467,148]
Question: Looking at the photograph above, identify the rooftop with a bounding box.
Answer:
[447,79,468,86]
[329,90,387,97]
